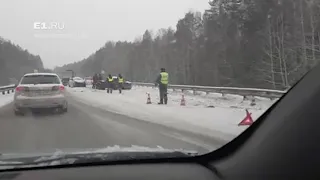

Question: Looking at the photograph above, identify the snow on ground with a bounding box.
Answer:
[68,86,279,142]
[0,93,14,108]
[136,86,277,111]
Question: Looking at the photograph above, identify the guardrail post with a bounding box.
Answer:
[12,89,14,93]
[193,89,196,95]
[2,91,4,95]
[7,90,10,94]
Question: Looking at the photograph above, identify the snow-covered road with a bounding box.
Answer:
[0,85,278,141]
[68,86,278,141]
[0,85,278,153]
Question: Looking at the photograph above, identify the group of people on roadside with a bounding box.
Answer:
[90,67,169,104]
[92,73,124,94]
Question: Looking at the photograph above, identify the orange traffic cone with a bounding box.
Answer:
[180,94,186,106]
[146,93,152,104]
[238,109,253,126]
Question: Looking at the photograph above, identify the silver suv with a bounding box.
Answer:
[13,73,68,115]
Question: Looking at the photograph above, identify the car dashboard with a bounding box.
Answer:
[0,163,220,180]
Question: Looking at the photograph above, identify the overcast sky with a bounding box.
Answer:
[0,0,209,69]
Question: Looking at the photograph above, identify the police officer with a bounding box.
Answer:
[155,68,169,104]
[107,74,114,93]
[118,74,124,94]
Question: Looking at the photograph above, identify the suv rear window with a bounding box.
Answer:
[20,75,61,84]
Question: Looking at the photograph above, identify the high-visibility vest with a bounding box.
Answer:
[160,72,169,85]
[118,77,124,83]
[107,77,113,82]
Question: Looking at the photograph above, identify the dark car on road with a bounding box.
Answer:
[94,80,107,90]
[61,78,70,86]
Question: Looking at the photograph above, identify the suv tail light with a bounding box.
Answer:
[15,86,29,92]
[15,86,23,92]
[52,85,65,91]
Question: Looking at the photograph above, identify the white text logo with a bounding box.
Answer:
[33,22,65,30]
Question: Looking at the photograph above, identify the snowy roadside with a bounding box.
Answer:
[0,94,14,108]
[132,86,277,110]
[67,86,277,142]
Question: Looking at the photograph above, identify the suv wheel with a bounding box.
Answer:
[63,107,68,112]
[61,102,68,113]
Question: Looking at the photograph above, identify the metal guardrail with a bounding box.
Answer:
[0,82,287,100]
[0,84,16,95]
[132,82,287,99]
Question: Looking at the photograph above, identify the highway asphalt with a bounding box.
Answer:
[0,93,227,155]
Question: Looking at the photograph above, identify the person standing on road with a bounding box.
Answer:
[98,73,103,81]
[155,68,169,105]
[93,73,98,89]
[96,73,103,89]
[118,74,124,94]
[107,74,114,94]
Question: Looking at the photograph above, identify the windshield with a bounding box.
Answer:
[0,0,319,170]
[20,75,60,84]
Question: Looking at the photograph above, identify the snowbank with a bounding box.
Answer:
[67,86,277,141]
[134,86,277,110]
[0,94,14,108]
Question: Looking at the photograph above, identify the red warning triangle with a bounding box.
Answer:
[238,109,253,126]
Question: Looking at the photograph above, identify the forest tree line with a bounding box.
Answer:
[54,0,320,90]
[0,37,46,86]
